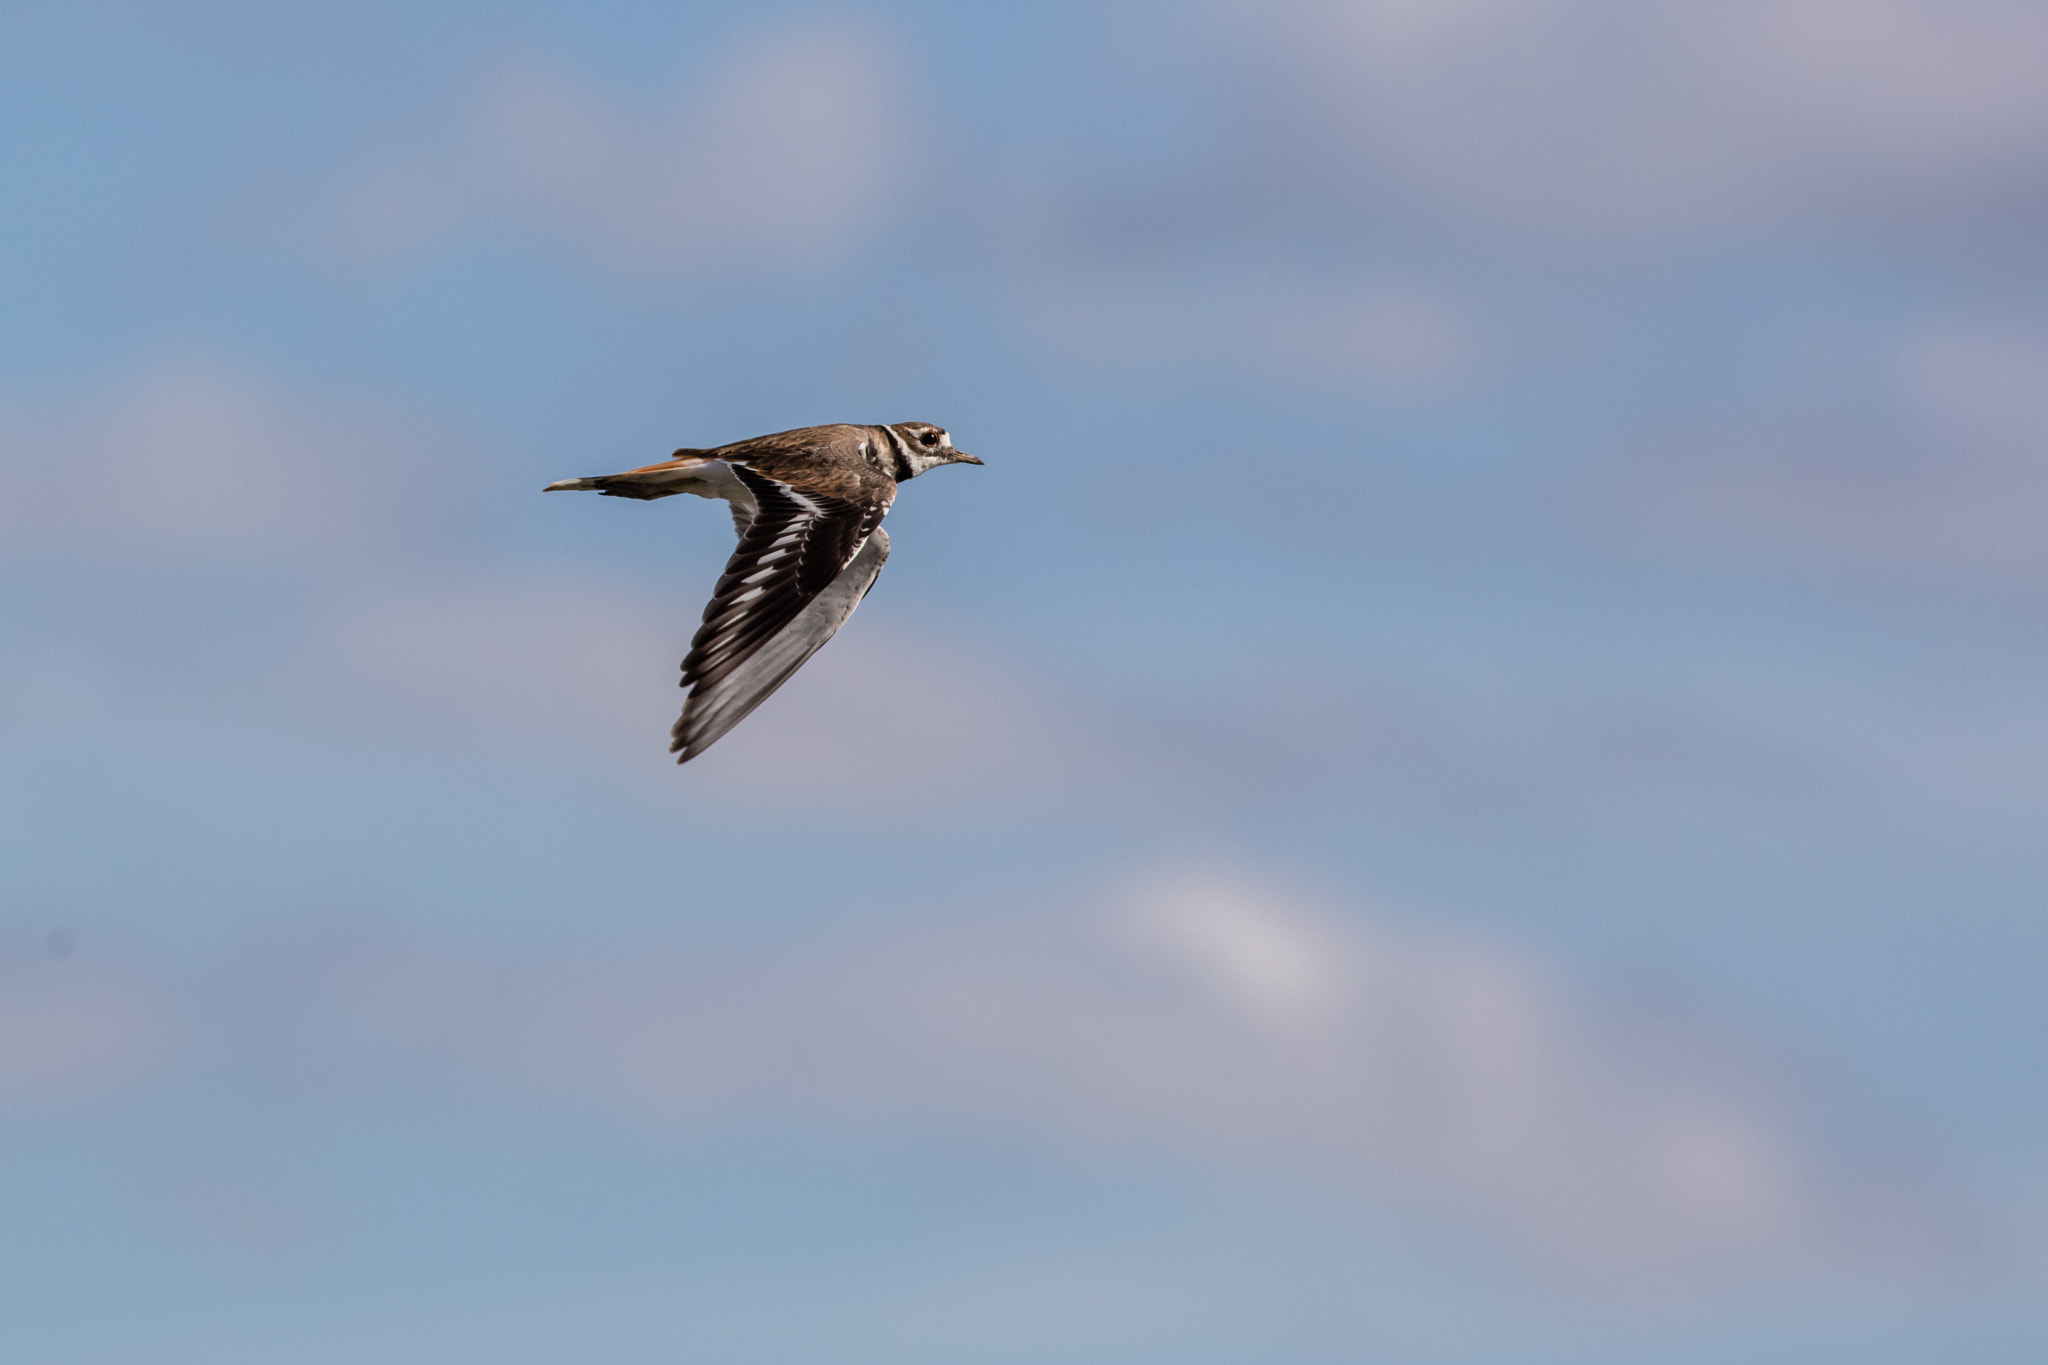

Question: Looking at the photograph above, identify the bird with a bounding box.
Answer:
[544,422,983,762]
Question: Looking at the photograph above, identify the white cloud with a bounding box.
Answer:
[1900,319,2048,451]
[1020,270,1475,390]
[277,867,1947,1283]
[0,957,167,1101]
[1121,872,1351,1031]
[332,23,910,273]
[1227,0,2048,238]
[317,571,682,753]
[1604,316,2048,584]
[0,358,412,560]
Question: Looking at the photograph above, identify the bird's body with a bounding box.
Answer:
[545,422,981,762]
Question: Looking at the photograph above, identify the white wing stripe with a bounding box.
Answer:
[671,529,891,760]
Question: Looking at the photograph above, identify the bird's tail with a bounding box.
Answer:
[543,452,714,500]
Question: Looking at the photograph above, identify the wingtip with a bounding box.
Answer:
[668,728,699,763]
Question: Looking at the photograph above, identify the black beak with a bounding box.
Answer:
[952,450,984,465]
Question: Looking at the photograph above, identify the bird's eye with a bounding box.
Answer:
[919,431,940,446]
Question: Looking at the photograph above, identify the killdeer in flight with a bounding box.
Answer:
[545,423,983,762]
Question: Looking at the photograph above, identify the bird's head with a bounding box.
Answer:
[886,422,983,480]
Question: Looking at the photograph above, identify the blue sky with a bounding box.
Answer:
[5,1,2048,1360]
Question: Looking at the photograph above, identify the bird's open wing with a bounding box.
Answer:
[671,466,889,761]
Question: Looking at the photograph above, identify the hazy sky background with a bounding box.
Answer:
[5,1,2048,1360]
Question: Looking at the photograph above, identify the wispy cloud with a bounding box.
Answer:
[1016,268,1476,391]
[1593,315,2048,585]
[1230,0,2048,240]
[0,358,417,562]
[1901,318,2048,453]
[988,0,2048,385]
[0,951,167,1103]
[200,867,1961,1286]
[329,22,910,275]
[315,570,683,754]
